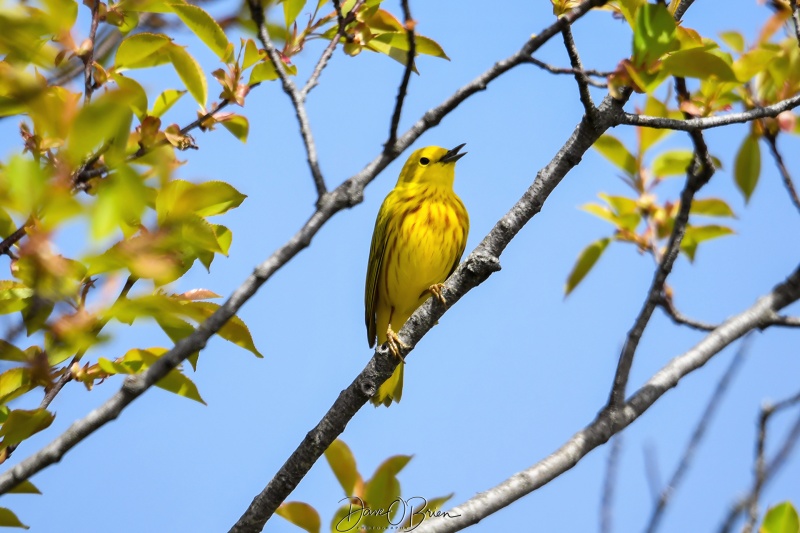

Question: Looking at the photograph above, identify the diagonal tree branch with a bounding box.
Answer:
[0,0,611,502]
[301,0,365,98]
[247,0,327,201]
[608,77,715,410]
[645,336,750,533]
[385,0,416,151]
[762,131,800,214]
[412,264,800,533]
[560,25,596,116]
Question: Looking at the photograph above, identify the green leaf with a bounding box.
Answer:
[364,454,411,515]
[0,368,32,405]
[733,47,780,82]
[369,32,450,60]
[282,0,306,27]
[110,73,148,120]
[719,31,745,53]
[5,155,46,215]
[0,507,29,529]
[680,224,734,261]
[0,409,54,448]
[121,348,205,404]
[565,238,611,295]
[242,39,264,70]
[0,341,26,362]
[220,114,249,143]
[178,301,263,357]
[7,480,40,495]
[248,59,298,84]
[0,281,33,315]
[157,180,247,222]
[211,224,233,255]
[169,4,231,61]
[632,2,678,67]
[599,193,638,216]
[114,32,171,68]
[652,149,694,177]
[690,198,735,218]
[275,501,320,533]
[735,134,761,203]
[167,43,207,105]
[325,440,360,496]
[593,135,637,176]
[67,90,134,164]
[661,48,738,82]
[761,501,799,533]
[151,89,186,117]
[0,208,15,239]
[91,166,148,239]
[640,96,671,153]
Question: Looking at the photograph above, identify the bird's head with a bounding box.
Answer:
[396,143,467,188]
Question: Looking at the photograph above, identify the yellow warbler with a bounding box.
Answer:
[364,144,470,407]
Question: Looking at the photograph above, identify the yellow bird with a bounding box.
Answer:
[364,144,470,407]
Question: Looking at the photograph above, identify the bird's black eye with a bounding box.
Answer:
[419,157,430,166]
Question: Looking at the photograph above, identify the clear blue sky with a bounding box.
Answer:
[3,1,800,532]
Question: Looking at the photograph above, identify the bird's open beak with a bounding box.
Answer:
[439,143,467,164]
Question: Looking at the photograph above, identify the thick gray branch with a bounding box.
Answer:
[411,265,800,533]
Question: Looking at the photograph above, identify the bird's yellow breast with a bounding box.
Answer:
[379,185,468,319]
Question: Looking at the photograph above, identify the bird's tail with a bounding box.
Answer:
[371,363,404,407]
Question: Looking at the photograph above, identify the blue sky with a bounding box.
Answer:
[2,0,800,532]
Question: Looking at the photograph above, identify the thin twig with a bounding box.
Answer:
[763,131,800,213]
[82,0,102,105]
[643,442,662,501]
[614,94,800,131]
[560,26,596,116]
[600,435,623,533]
[789,0,800,48]
[0,223,29,257]
[718,401,800,533]
[674,0,695,21]
[607,78,715,411]
[645,336,750,533]
[524,57,610,87]
[247,0,327,201]
[385,0,416,152]
[301,0,364,97]
[658,294,717,331]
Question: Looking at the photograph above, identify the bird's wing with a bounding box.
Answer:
[365,198,392,347]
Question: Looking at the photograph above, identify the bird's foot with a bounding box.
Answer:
[428,283,447,306]
[385,325,408,362]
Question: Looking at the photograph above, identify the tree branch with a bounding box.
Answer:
[0,0,611,503]
[600,435,623,533]
[560,25,596,116]
[645,337,750,533]
[247,0,327,201]
[608,77,715,410]
[412,264,800,533]
[385,0,416,151]
[719,392,800,533]
[523,56,610,87]
[789,0,800,49]
[300,0,365,98]
[763,131,800,214]
[658,293,717,331]
[81,0,102,105]
[614,94,800,131]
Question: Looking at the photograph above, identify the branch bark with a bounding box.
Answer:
[411,264,800,533]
